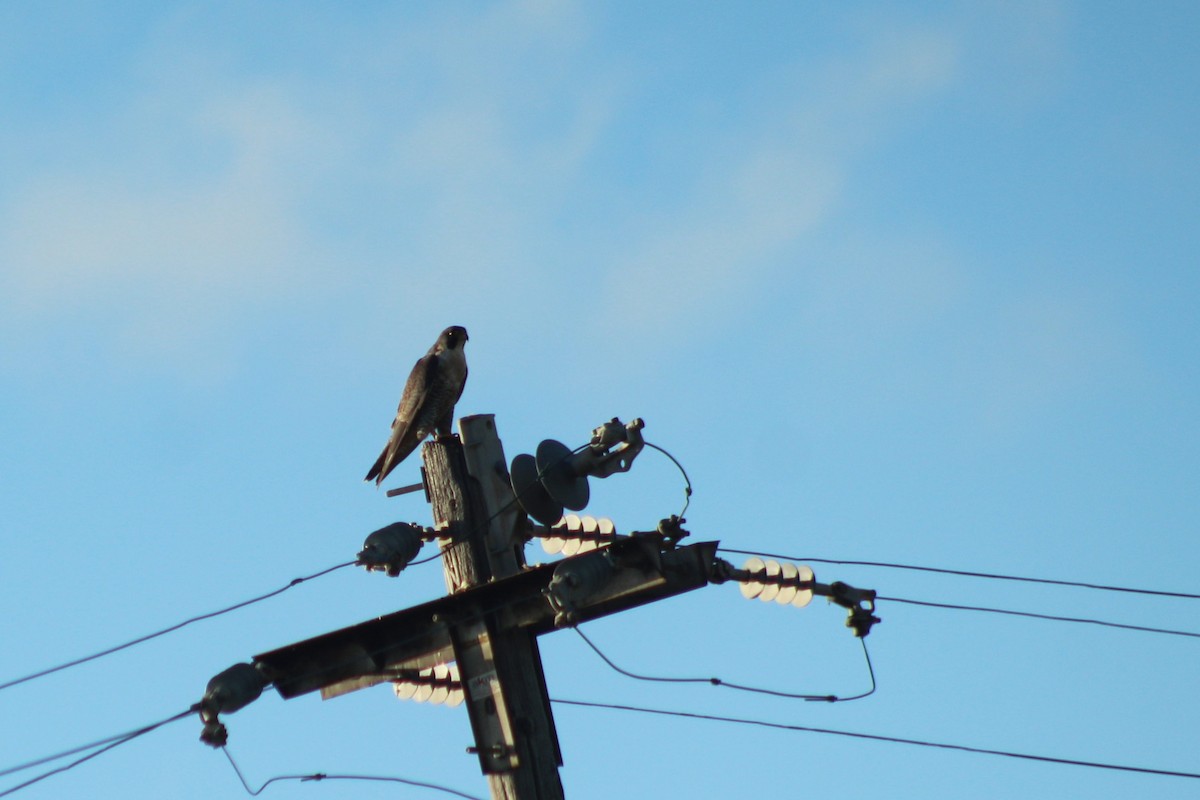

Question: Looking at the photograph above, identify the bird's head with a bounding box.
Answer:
[439,325,469,351]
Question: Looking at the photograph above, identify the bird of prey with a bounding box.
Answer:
[365,325,469,486]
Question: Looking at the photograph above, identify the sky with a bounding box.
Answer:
[2,1,1198,798]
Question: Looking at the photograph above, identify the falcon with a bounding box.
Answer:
[365,325,469,486]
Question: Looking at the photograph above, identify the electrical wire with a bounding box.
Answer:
[551,697,1200,781]
[0,707,196,797]
[0,433,605,695]
[573,626,875,702]
[0,434,588,695]
[643,440,693,519]
[718,548,1200,600]
[0,430,539,693]
[879,595,1200,638]
[0,600,508,798]
[719,547,1199,639]
[380,433,690,569]
[407,550,444,567]
[0,562,356,693]
[0,707,196,779]
[4,538,1182,796]
[221,747,486,800]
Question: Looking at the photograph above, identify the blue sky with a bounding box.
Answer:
[2,2,1198,798]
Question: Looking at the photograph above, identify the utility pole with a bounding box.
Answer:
[196,412,878,798]
[427,415,564,799]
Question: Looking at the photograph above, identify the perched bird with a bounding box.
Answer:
[365,325,469,486]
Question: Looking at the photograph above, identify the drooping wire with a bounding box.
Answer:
[880,595,1200,639]
[644,440,692,519]
[717,548,1200,600]
[0,706,197,797]
[572,626,875,702]
[0,562,357,693]
[551,697,1200,780]
[221,747,486,800]
[573,627,714,686]
[0,597,515,798]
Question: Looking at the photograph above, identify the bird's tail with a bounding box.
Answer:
[365,451,387,485]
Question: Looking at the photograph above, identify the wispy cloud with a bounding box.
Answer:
[0,73,340,376]
[595,24,962,337]
[0,1,1078,391]
[0,2,605,376]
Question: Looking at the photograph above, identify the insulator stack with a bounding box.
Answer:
[738,557,816,608]
[509,417,647,525]
[392,663,463,707]
[540,514,618,556]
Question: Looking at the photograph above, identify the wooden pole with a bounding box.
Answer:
[424,416,565,800]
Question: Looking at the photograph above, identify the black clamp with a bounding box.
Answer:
[829,581,881,638]
[655,515,689,548]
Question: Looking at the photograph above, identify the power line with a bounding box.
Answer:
[0,707,196,797]
[0,726,152,779]
[643,440,693,518]
[0,436,674,696]
[0,490,518,695]
[880,595,1200,638]
[221,747,486,800]
[10,500,503,697]
[0,706,488,800]
[1,600,515,795]
[0,562,356,694]
[552,697,1200,781]
[407,551,444,567]
[718,548,1200,600]
[573,626,875,702]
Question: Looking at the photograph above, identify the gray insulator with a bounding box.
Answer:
[359,522,425,577]
[547,551,616,626]
[202,662,267,715]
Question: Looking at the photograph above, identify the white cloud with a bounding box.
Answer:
[1,72,333,295]
[0,1,1074,384]
[0,2,603,375]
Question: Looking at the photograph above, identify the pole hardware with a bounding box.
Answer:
[509,417,647,525]
[719,556,883,637]
[546,550,618,627]
[193,408,866,798]
[357,521,434,577]
[198,662,270,747]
